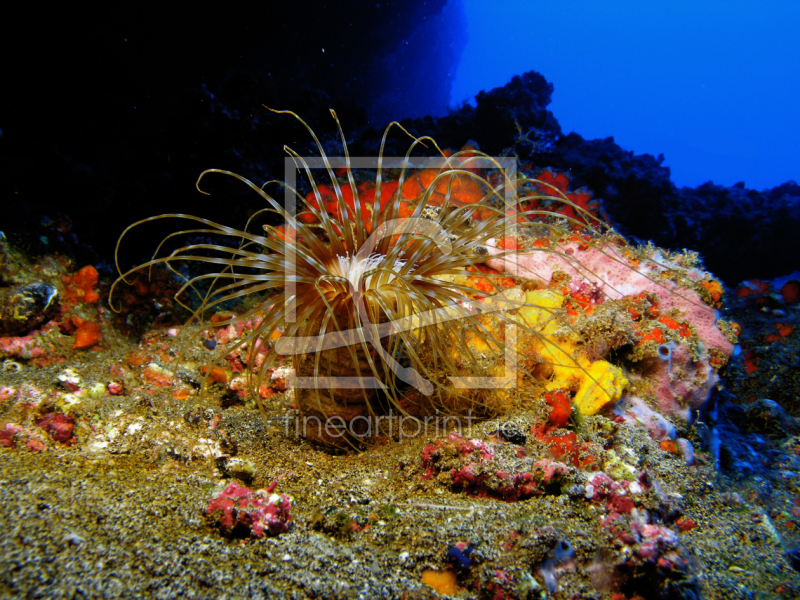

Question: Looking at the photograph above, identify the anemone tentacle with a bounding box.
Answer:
[113,108,711,447]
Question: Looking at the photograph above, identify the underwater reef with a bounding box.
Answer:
[2,64,800,599]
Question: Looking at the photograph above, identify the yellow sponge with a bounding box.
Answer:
[517,290,628,416]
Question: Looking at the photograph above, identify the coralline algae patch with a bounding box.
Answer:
[401,419,715,598]
[420,432,580,502]
[485,232,735,426]
[207,480,294,538]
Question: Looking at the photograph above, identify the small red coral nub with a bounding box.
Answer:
[544,389,572,427]
[63,265,99,305]
[207,481,293,537]
[73,320,102,349]
[37,413,75,444]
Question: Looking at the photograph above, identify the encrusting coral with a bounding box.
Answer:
[110,108,733,447]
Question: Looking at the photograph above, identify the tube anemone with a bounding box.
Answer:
[111,108,630,447]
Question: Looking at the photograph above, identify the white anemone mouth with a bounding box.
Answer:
[332,253,411,291]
